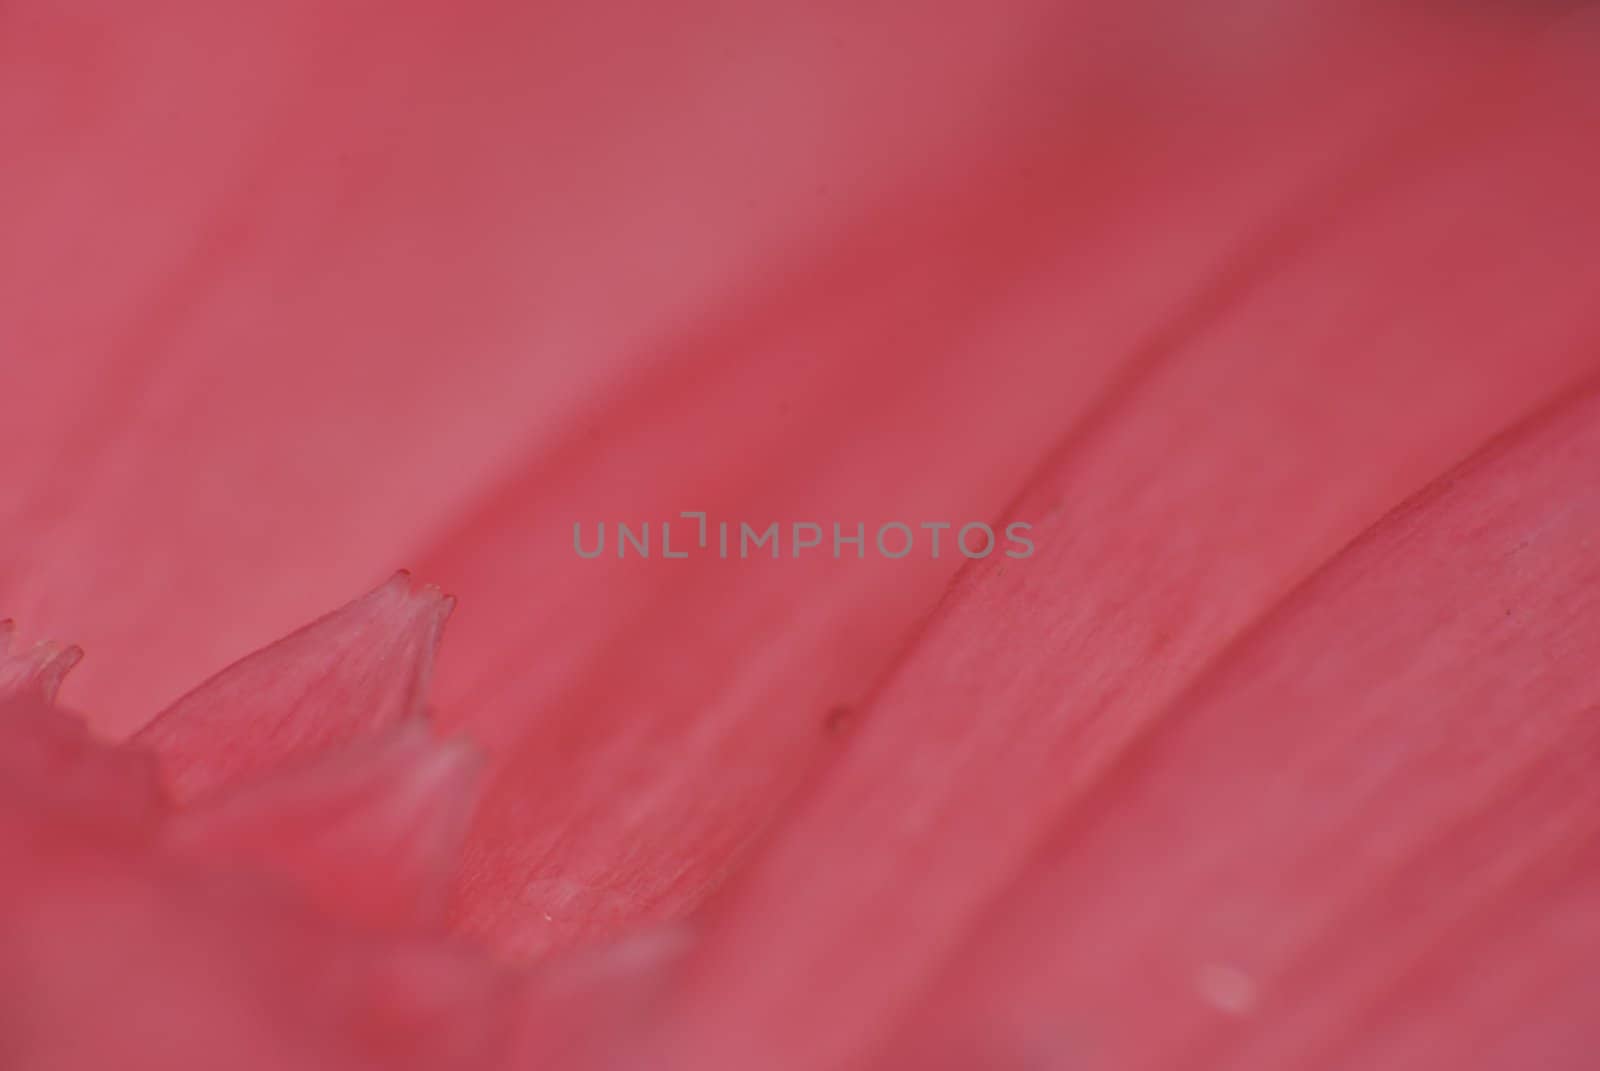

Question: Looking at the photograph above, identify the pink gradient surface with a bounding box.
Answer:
[3,3,1599,1069]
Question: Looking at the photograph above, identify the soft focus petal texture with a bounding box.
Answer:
[3,0,1101,732]
[9,0,1593,971]
[134,573,451,802]
[0,622,81,701]
[0,692,165,837]
[635,20,1600,1067]
[4,2,1600,1068]
[166,722,482,930]
[885,381,1600,1070]
[2,593,513,1069]
[0,833,513,1070]
[0,627,164,832]
[427,10,1578,955]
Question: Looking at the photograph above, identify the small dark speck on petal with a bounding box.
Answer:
[824,704,856,734]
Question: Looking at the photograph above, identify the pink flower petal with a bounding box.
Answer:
[425,13,1534,957]
[0,619,82,701]
[2,604,510,1069]
[1,0,1078,734]
[0,827,513,1070]
[627,26,1600,1069]
[167,722,482,931]
[135,572,452,802]
[1,627,163,832]
[877,380,1600,1070]
[4,5,1596,1065]
[505,928,694,1067]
